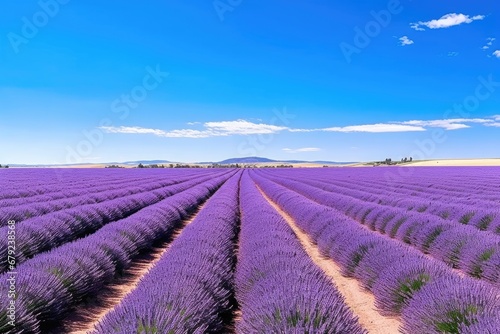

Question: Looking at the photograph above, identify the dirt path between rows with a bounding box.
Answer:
[56,203,208,334]
[268,177,469,280]
[257,186,402,334]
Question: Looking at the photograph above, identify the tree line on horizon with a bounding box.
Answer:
[125,163,295,169]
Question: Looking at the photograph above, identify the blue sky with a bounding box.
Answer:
[1,0,499,164]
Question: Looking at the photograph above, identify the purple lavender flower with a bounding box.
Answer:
[401,276,500,334]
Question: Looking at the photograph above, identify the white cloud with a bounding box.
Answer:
[159,129,214,138]
[100,126,168,136]
[448,52,459,57]
[493,50,500,58]
[100,120,288,139]
[283,147,321,153]
[410,23,425,31]
[323,124,426,133]
[204,120,287,135]
[399,36,414,46]
[485,123,500,127]
[100,116,500,139]
[482,37,495,51]
[187,121,201,125]
[401,118,494,130]
[411,13,485,31]
[288,128,317,133]
[289,124,426,133]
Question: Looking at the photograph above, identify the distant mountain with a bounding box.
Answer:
[8,163,96,167]
[7,160,173,167]
[7,157,357,167]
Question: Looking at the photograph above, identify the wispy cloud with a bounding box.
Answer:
[410,23,425,32]
[100,120,288,138]
[482,37,495,50]
[485,115,500,126]
[411,13,485,31]
[100,116,500,138]
[101,126,168,136]
[283,147,321,153]
[399,36,414,46]
[493,50,500,58]
[448,52,459,57]
[203,120,287,135]
[288,124,425,133]
[400,118,492,130]
[323,124,426,133]
[485,122,500,127]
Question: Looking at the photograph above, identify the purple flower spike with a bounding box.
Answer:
[372,260,447,316]
[401,276,500,334]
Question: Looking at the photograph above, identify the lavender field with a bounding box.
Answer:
[1,167,499,334]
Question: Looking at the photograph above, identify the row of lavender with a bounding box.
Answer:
[259,170,500,286]
[0,170,210,224]
[0,168,130,196]
[235,174,365,333]
[94,173,365,333]
[321,167,500,205]
[0,168,206,200]
[0,172,234,333]
[94,172,242,333]
[251,171,500,333]
[0,171,180,208]
[0,171,229,273]
[307,173,496,228]
[329,173,499,216]
[272,168,500,234]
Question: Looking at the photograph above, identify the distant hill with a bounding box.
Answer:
[7,160,173,168]
[7,157,357,167]
[8,163,96,167]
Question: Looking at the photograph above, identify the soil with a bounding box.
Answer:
[58,203,207,334]
[258,187,402,334]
